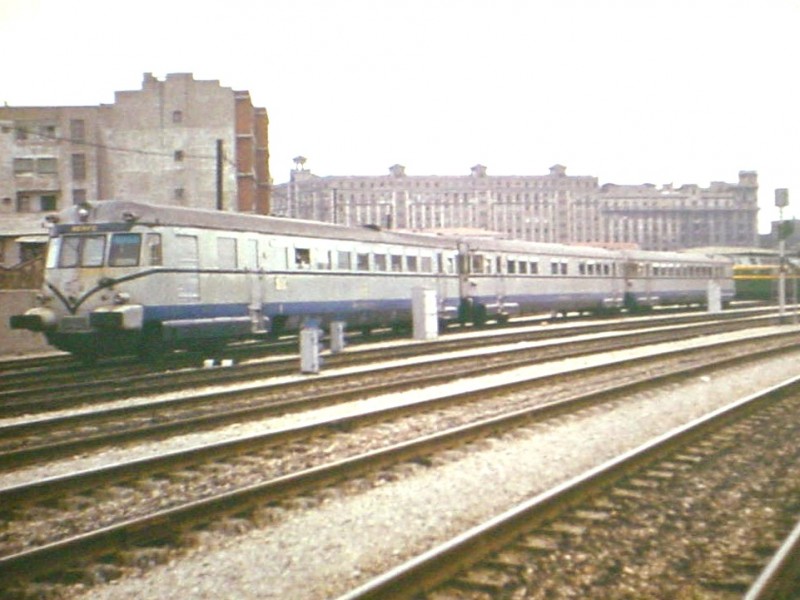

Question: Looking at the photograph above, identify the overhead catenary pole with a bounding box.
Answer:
[775,188,789,321]
[216,139,224,211]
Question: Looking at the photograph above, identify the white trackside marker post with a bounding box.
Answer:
[413,287,438,340]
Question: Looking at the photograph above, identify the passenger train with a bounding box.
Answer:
[11,200,735,362]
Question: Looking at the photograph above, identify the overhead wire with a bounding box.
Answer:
[17,127,239,169]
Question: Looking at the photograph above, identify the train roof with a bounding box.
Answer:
[624,247,731,264]
[462,236,619,258]
[55,200,456,249]
[53,201,732,264]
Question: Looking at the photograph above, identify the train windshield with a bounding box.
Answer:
[52,233,142,268]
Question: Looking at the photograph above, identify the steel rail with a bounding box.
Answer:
[0,310,775,414]
[3,332,794,507]
[0,339,798,585]
[744,516,800,600]
[336,375,800,600]
[0,321,793,470]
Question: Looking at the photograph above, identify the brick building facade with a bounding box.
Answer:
[0,73,270,267]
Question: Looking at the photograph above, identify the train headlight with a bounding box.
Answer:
[113,292,130,305]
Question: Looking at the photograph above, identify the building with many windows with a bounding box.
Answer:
[0,73,270,268]
[271,161,759,251]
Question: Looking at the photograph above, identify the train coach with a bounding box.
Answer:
[10,200,734,362]
[460,238,733,323]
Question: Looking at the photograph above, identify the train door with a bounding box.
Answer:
[495,254,507,306]
[243,239,266,333]
[610,260,624,307]
[457,241,474,323]
[175,234,200,303]
[622,260,638,309]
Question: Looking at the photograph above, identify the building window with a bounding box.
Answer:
[36,158,57,174]
[172,110,183,123]
[13,158,34,174]
[71,154,86,180]
[73,189,87,204]
[174,187,185,200]
[174,150,184,162]
[70,119,85,142]
[16,194,31,212]
[40,195,57,211]
[15,127,28,141]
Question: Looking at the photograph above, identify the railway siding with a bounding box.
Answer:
[1,328,800,596]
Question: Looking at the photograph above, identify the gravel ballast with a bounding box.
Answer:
[48,329,800,599]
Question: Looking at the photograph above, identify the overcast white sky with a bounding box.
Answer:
[2,0,798,233]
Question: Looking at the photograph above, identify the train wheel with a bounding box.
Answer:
[472,303,488,326]
[76,350,98,366]
[138,324,165,363]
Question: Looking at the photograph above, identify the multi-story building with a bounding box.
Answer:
[0,73,270,268]
[272,161,759,251]
[273,162,600,244]
[598,171,759,250]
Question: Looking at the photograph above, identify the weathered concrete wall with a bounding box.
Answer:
[0,291,55,357]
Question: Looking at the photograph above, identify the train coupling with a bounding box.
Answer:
[90,304,144,330]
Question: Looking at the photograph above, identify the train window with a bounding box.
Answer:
[519,261,528,274]
[356,253,369,271]
[146,234,162,266]
[421,256,433,273]
[391,254,403,272]
[407,256,419,272]
[472,255,485,274]
[375,254,387,271]
[530,261,539,274]
[507,259,517,274]
[550,260,567,275]
[57,236,80,267]
[294,248,311,269]
[316,250,332,270]
[109,233,141,267]
[337,251,352,270]
[578,263,586,276]
[218,237,238,270]
[58,234,106,268]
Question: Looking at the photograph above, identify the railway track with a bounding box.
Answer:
[0,309,779,418]
[340,375,800,600]
[1,327,799,597]
[0,318,792,470]
[1,304,734,383]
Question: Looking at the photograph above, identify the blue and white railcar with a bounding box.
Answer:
[11,200,461,360]
[455,237,624,322]
[455,238,733,321]
[620,248,734,308]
